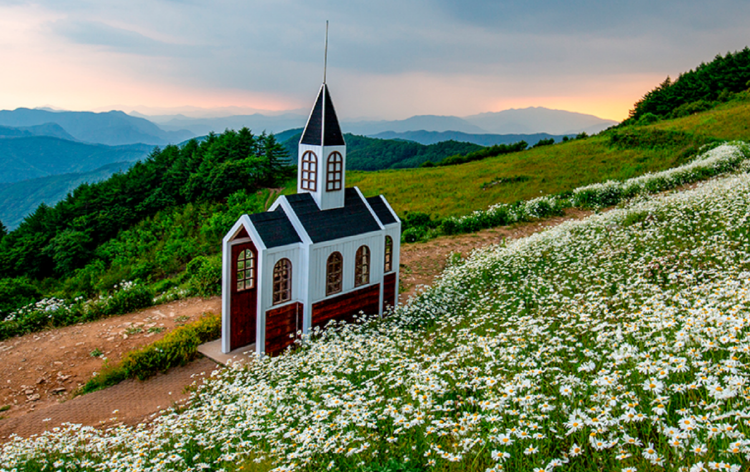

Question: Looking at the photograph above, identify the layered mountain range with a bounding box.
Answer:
[0,106,616,229]
[150,106,617,137]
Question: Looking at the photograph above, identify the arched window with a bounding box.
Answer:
[384,236,393,273]
[326,152,343,191]
[273,258,292,305]
[236,249,256,290]
[301,151,317,191]
[326,252,343,295]
[355,245,370,287]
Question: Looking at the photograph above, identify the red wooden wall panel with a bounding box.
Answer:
[265,302,303,356]
[383,273,397,313]
[312,284,380,329]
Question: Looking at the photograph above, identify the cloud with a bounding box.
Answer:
[2,0,750,119]
[48,19,202,57]
[432,0,750,36]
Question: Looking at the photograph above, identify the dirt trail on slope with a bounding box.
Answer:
[0,297,220,441]
[0,208,590,442]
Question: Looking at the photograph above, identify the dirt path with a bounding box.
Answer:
[264,188,284,210]
[0,358,216,441]
[0,297,220,440]
[0,208,591,442]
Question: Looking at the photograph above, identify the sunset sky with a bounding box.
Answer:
[1,0,749,121]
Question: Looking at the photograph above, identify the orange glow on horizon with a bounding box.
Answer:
[486,97,633,122]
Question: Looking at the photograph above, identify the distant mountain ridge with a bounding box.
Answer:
[371,130,572,146]
[155,113,308,136]
[0,108,193,146]
[344,115,487,135]
[464,107,618,135]
[0,135,152,183]
[0,123,77,141]
[0,162,133,230]
[134,106,616,137]
[0,104,615,228]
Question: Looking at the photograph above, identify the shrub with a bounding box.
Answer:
[637,112,660,125]
[532,138,555,148]
[402,227,426,244]
[402,211,438,230]
[188,255,222,297]
[443,195,566,235]
[671,99,715,118]
[0,277,42,321]
[152,278,178,295]
[103,282,154,316]
[79,313,221,393]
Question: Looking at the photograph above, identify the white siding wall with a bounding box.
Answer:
[308,231,385,304]
[259,246,302,316]
[384,223,402,309]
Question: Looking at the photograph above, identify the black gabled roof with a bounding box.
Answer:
[287,188,381,243]
[247,206,301,248]
[366,196,398,225]
[300,84,345,146]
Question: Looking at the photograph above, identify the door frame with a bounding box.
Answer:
[226,238,259,352]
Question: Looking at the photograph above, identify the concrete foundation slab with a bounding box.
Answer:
[197,339,256,366]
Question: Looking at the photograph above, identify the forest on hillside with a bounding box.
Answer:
[280,130,484,169]
[626,47,750,123]
[0,129,290,285]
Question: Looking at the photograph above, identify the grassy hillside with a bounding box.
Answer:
[4,163,750,471]
[651,92,750,140]
[347,124,700,218]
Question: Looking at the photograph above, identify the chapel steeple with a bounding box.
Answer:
[299,84,345,147]
[297,24,347,210]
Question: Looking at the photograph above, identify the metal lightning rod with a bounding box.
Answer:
[323,21,329,84]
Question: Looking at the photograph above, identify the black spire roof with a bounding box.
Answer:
[300,84,345,146]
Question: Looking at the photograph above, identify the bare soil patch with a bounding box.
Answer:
[0,358,216,441]
[0,297,220,437]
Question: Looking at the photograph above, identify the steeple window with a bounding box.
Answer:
[326,152,343,191]
[301,151,317,191]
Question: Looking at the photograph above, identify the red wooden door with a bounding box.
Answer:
[230,242,257,351]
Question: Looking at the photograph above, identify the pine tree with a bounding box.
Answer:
[261,133,290,186]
